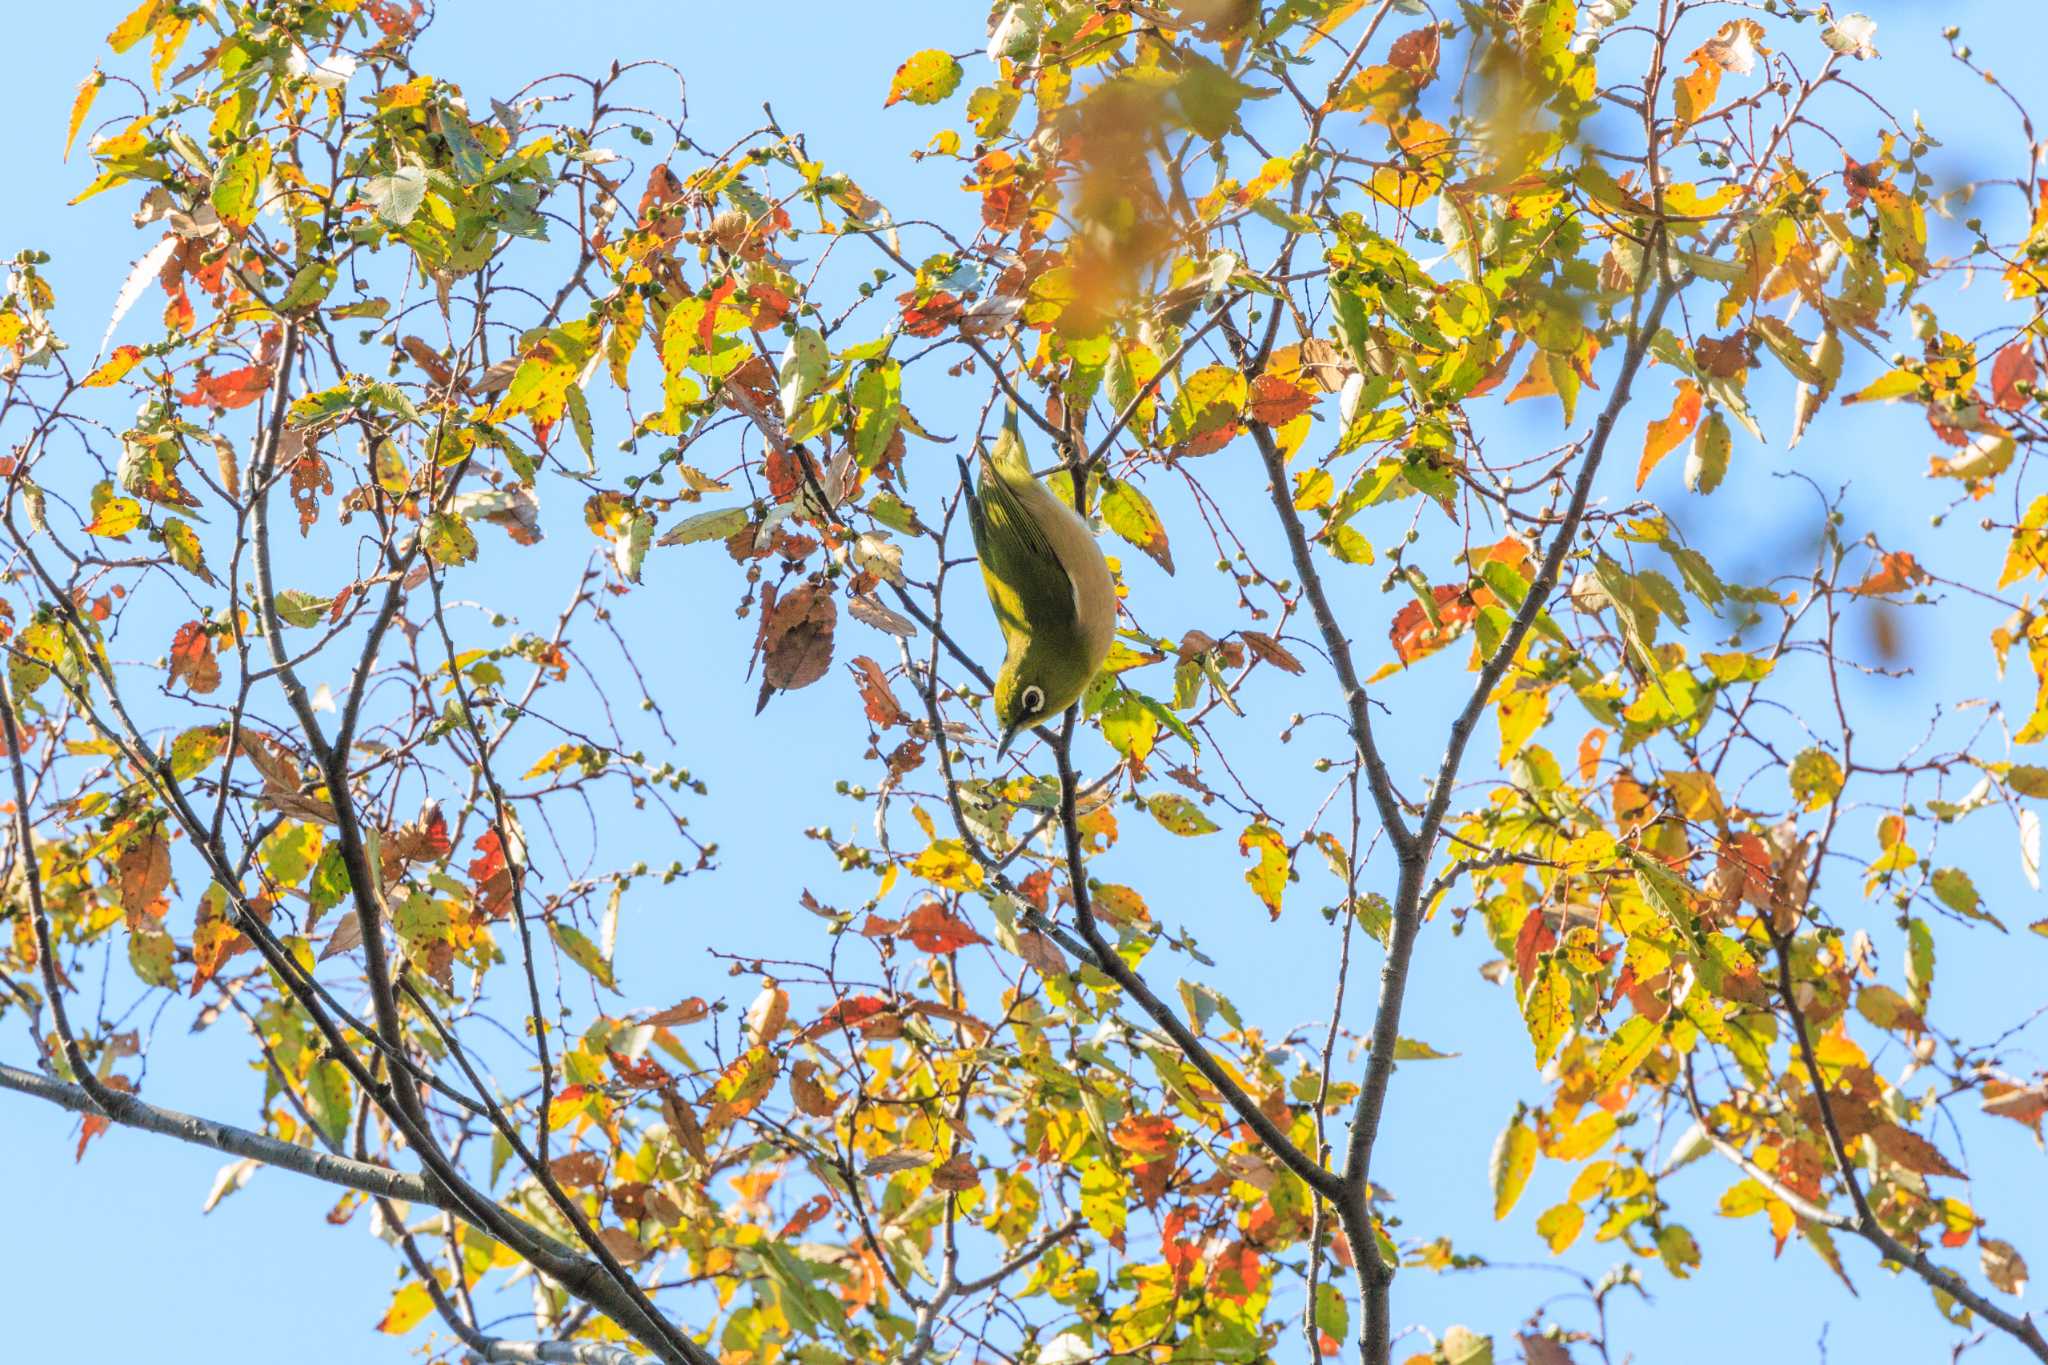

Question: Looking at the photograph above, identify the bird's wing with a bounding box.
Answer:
[961,452,1075,651]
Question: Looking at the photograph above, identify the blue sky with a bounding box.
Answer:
[3,2,2047,1363]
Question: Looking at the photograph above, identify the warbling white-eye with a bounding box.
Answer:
[960,409,1117,755]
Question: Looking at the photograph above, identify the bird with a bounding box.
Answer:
[959,408,1117,756]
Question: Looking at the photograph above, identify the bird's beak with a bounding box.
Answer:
[997,720,1025,758]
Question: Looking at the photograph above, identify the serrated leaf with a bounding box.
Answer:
[1099,475,1173,574]
[657,505,749,547]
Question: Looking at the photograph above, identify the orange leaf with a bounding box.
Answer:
[168,620,220,694]
[1248,373,1315,426]
[1638,381,1702,488]
[1388,585,1478,665]
[1850,550,1929,597]
[644,996,707,1027]
[900,901,986,954]
[848,655,903,729]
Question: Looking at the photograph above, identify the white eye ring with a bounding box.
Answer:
[1019,684,1045,716]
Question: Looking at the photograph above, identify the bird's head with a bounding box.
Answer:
[992,653,1060,758]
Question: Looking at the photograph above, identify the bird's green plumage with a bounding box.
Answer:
[961,412,1117,752]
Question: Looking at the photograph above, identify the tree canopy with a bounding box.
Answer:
[3,2,2047,1363]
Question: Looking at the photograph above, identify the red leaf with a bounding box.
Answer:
[1992,342,2037,411]
[1388,585,1478,665]
[178,364,271,412]
[797,993,898,1041]
[899,289,964,338]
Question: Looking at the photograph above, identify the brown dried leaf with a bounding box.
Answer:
[1240,630,1305,674]
[317,910,363,961]
[760,583,836,699]
[847,592,918,638]
[644,997,708,1028]
[548,1150,607,1187]
[1982,1237,2030,1296]
[789,1059,843,1117]
[1869,1123,1963,1178]
[848,655,904,728]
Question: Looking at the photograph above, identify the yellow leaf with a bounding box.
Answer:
[1548,1109,1616,1161]
[1490,1116,1537,1219]
[81,345,142,388]
[911,840,983,892]
[1523,957,1569,1065]
[65,72,102,162]
[84,482,143,538]
[107,0,161,53]
[1238,822,1289,919]
[1536,1202,1585,1253]
[376,1282,433,1335]
[885,50,962,108]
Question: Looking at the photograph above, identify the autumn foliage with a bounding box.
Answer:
[5,3,2048,1365]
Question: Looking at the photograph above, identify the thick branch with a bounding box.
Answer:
[1,1060,443,1207]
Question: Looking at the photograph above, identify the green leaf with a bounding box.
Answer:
[1684,410,1730,495]
[552,921,617,990]
[1391,1037,1460,1061]
[851,360,902,469]
[2007,764,2048,799]
[127,928,177,989]
[394,891,452,945]
[272,588,330,628]
[1146,793,1219,837]
[210,139,273,229]
[658,505,749,547]
[161,517,213,584]
[1594,1015,1661,1091]
[278,260,336,312]
[423,512,478,566]
[1905,916,1934,1007]
[1931,867,2004,929]
[1176,56,1270,141]
[262,822,324,888]
[306,1058,351,1145]
[1099,476,1173,574]
[363,164,428,228]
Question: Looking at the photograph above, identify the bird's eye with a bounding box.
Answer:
[1019,684,1045,717]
